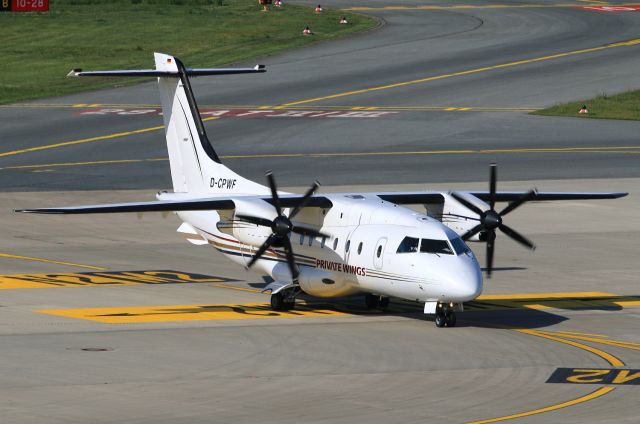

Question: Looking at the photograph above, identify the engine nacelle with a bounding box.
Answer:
[428,193,489,241]
[272,263,358,298]
[217,198,274,246]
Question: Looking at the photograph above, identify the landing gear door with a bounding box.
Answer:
[374,237,387,270]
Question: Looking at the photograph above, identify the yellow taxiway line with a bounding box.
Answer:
[466,386,615,424]
[277,38,640,107]
[0,252,106,270]
[4,145,640,172]
[516,329,625,367]
[345,2,617,10]
[0,117,219,159]
[467,326,626,423]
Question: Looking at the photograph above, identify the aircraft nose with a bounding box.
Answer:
[443,256,483,301]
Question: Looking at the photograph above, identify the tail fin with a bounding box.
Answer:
[155,53,268,195]
[69,53,268,196]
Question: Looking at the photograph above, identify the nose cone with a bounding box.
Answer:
[443,254,483,302]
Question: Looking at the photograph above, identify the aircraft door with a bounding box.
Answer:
[343,213,362,264]
[374,237,387,270]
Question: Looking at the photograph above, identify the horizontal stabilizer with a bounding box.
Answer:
[67,65,265,78]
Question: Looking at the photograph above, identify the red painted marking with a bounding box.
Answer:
[11,0,48,12]
[578,5,640,11]
[76,108,398,119]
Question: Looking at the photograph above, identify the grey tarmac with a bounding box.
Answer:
[1,0,639,422]
[1,180,639,423]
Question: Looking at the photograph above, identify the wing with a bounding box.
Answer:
[15,195,333,214]
[376,191,627,205]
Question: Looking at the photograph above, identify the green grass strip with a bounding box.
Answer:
[1,0,377,104]
[533,90,640,121]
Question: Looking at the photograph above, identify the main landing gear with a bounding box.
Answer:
[270,286,300,311]
[364,293,390,310]
[434,303,457,328]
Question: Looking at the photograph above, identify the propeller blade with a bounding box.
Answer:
[461,223,484,241]
[450,192,485,216]
[236,214,274,228]
[289,181,320,219]
[499,189,537,217]
[247,234,277,269]
[499,224,536,251]
[489,163,497,210]
[281,236,300,281]
[266,171,282,216]
[291,224,330,239]
[486,230,496,278]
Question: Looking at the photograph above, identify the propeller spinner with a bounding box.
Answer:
[450,163,537,278]
[236,171,329,283]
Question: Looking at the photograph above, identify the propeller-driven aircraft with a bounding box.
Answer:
[17,53,627,327]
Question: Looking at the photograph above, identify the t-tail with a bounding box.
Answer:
[68,52,270,196]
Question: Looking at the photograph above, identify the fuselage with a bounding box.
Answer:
[177,192,483,305]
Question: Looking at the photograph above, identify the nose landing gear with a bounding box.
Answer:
[434,303,457,328]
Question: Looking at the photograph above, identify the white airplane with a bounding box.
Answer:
[17,53,627,327]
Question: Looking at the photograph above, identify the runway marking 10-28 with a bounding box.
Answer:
[0,271,235,290]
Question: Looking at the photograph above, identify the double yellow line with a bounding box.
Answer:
[467,328,625,423]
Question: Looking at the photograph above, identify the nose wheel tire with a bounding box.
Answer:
[435,310,457,328]
[445,310,457,327]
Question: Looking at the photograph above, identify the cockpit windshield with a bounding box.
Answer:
[420,239,454,255]
[396,236,419,253]
[397,235,471,256]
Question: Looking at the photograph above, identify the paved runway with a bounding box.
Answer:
[1,0,639,422]
[2,0,640,189]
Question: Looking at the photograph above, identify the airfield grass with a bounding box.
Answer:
[533,90,640,121]
[0,0,376,104]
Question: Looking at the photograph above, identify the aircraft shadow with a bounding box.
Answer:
[300,293,640,330]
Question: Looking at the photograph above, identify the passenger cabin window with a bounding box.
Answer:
[357,242,363,254]
[420,239,454,255]
[396,236,419,253]
[376,245,382,258]
[300,233,304,245]
[345,240,351,253]
[333,238,338,250]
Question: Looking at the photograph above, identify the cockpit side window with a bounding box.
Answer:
[420,239,454,255]
[397,236,419,253]
[449,236,470,255]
